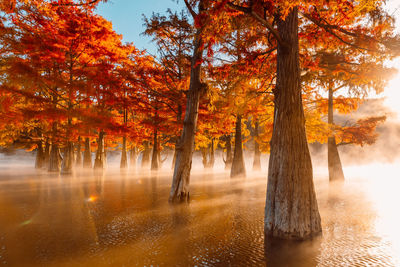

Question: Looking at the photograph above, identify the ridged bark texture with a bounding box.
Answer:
[231,115,246,178]
[264,7,322,240]
[83,137,92,168]
[120,136,127,169]
[328,87,345,182]
[169,2,205,202]
[48,144,61,172]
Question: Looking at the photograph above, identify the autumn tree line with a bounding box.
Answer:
[1,0,399,240]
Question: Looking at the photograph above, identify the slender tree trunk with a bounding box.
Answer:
[48,143,61,172]
[141,141,151,168]
[253,120,261,171]
[94,131,105,170]
[172,104,183,169]
[265,7,321,240]
[328,86,345,182]
[75,136,82,167]
[130,146,137,169]
[231,115,246,177]
[120,136,127,169]
[169,3,206,202]
[83,137,92,168]
[35,140,45,169]
[151,130,159,170]
[224,135,233,170]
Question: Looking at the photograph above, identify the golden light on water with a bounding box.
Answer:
[87,195,98,202]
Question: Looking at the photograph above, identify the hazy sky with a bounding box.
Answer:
[95,0,185,54]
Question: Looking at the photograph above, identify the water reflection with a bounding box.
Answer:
[0,167,399,266]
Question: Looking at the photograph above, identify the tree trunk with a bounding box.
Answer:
[265,7,321,240]
[328,87,345,182]
[94,131,105,170]
[151,130,159,170]
[130,146,137,169]
[253,120,261,171]
[120,136,128,169]
[201,147,208,168]
[141,141,151,168]
[75,136,82,167]
[209,138,215,169]
[35,141,45,169]
[61,142,74,174]
[44,139,50,168]
[48,144,62,172]
[169,2,206,202]
[224,135,233,170]
[231,115,246,177]
[83,137,92,168]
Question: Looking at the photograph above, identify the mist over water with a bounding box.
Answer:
[1,140,400,266]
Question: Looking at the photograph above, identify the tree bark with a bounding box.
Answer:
[141,141,151,168]
[231,115,246,177]
[94,131,105,170]
[151,129,159,170]
[328,86,345,182]
[224,135,233,170]
[83,137,92,168]
[120,136,128,169]
[169,1,206,202]
[61,141,74,174]
[209,138,215,169]
[264,7,321,240]
[253,119,261,171]
[75,136,82,167]
[48,144,62,172]
[35,140,45,169]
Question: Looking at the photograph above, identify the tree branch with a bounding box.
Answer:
[184,0,197,18]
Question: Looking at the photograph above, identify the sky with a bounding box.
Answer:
[95,0,184,55]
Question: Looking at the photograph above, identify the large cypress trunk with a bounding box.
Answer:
[61,141,74,174]
[83,137,92,168]
[328,87,345,182]
[48,144,62,172]
[224,135,233,170]
[230,115,246,177]
[253,120,261,171]
[35,141,45,169]
[264,7,321,240]
[94,131,105,170]
[151,130,159,170]
[130,146,137,169]
[169,2,205,202]
[120,136,127,169]
[75,136,82,167]
[141,141,151,168]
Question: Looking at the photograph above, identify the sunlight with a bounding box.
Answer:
[383,59,400,117]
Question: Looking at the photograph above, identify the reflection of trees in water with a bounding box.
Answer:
[264,237,320,267]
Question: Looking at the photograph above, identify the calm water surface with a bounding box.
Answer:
[0,164,399,266]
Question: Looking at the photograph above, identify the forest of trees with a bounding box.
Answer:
[1,0,399,240]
